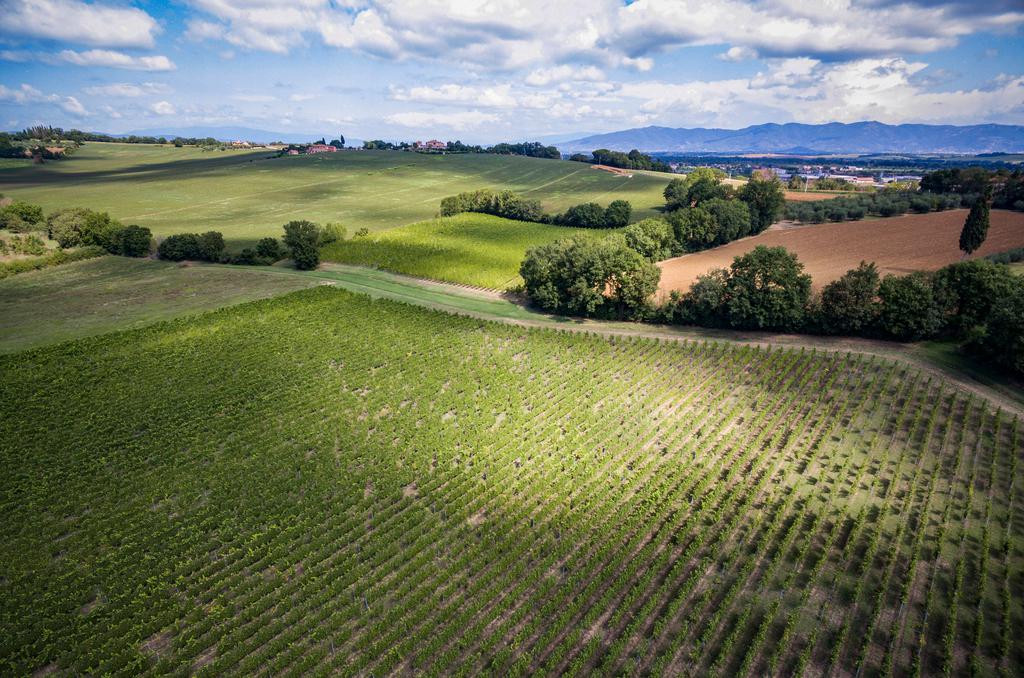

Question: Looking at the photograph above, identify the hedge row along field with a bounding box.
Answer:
[1,286,1022,676]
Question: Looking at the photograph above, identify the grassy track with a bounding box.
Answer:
[0,256,314,353]
[1,286,1021,676]
[0,143,672,247]
[321,212,604,288]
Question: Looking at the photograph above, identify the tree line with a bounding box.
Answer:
[569,149,671,172]
[438,189,633,228]
[362,140,560,159]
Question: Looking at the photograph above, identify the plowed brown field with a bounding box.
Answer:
[657,209,1024,296]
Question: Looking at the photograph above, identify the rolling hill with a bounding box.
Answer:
[561,121,1024,154]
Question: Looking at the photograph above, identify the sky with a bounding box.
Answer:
[1,0,1023,143]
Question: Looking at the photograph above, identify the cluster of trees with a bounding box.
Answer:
[439,190,544,222]
[921,167,1024,211]
[570,149,671,172]
[552,200,631,228]
[520,237,660,320]
[156,221,344,269]
[662,169,786,251]
[0,199,152,257]
[785,189,964,223]
[660,248,1024,374]
[438,189,632,228]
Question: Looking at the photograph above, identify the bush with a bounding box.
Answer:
[255,237,284,261]
[520,237,660,319]
[0,245,106,280]
[283,220,320,270]
[47,207,92,247]
[556,202,608,228]
[157,231,225,262]
[876,272,942,340]
[158,233,202,261]
[0,201,45,230]
[0,233,47,255]
[319,223,346,245]
[111,225,152,257]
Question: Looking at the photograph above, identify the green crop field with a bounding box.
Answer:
[0,143,672,248]
[2,286,1021,677]
[0,256,315,354]
[322,212,603,288]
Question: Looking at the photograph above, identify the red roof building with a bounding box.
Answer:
[306,144,337,154]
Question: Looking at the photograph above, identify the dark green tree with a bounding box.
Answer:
[958,195,990,256]
[622,218,673,261]
[703,197,751,244]
[604,200,632,228]
[738,175,785,233]
[818,261,880,335]
[724,246,811,331]
[877,272,942,340]
[666,207,717,253]
[283,220,321,270]
[113,225,152,257]
[256,237,284,261]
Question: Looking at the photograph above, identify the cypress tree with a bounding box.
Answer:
[959,195,990,256]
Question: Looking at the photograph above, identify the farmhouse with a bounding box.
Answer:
[306,144,337,154]
[414,139,447,151]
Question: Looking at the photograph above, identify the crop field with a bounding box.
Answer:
[658,209,1024,295]
[0,256,315,354]
[322,212,603,289]
[1,286,1021,677]
[0,143,671,247]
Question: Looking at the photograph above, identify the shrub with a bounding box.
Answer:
[158,233,202,261]
[0,245,106,280]
[319,223,346,245]
[0,200,45,230]
[255,237,284,261]
[283,220,320,270]
[556,202,608,228]
[47,207,93,247]
[112,225,152,257]
[197,231,226,261]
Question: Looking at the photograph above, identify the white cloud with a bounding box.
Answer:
[182,0,1024,71]
[384,110,501,130]
[57,49,176,71]
[231,94,276,103]
[0,83,89,116]
[524,65,605,87]
[150,100,176,115]
[618,57,1024,127]
[0,0,159,49]
[82,82,171,97]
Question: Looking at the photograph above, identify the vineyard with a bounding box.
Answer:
[321,213,602,289]
[1,286,1022,676]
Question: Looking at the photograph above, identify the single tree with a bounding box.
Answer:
[959,193,991,257]
[724,245,811,331]
[283,220,321,270]
[819,261,880,334]
[738,175,786,233]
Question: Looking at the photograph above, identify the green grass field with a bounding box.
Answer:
[1,286,1021,676]
[0,143,672,248]
[0,256,314,353]
[322,212,603,288]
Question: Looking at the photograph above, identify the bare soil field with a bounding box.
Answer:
[592,164,634,177]
[657,208,1024,296]
[783,190,852,201]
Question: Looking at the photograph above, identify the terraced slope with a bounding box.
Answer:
[1,287,1021,676]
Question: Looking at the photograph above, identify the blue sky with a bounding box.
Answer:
[1,0,1023,142]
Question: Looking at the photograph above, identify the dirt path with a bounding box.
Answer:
[262,262,1024,417]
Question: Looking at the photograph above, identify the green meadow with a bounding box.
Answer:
[0,142,672,247]
[321,212,604,288]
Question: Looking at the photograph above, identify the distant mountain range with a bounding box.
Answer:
[559,122,1024,155]
[122,126,339,144]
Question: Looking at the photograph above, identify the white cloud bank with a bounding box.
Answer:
[0,0,160,48]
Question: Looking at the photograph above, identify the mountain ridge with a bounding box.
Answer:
[559,121,1024,154]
